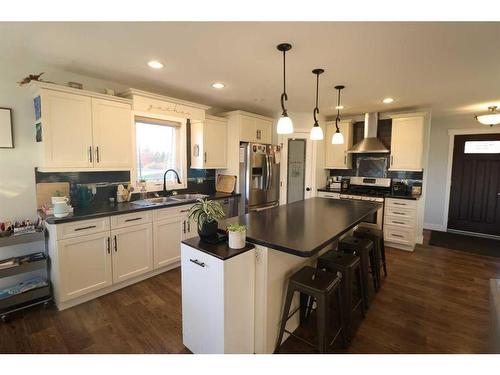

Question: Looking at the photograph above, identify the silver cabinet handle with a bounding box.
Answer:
[392,233,404,238]
[393,212,405,215]
[183,221,186,234]
[95,146,100,163]
[89,146,93,163]
[113,235,117,252]
[190,259,205,267]
[125,217,142,222]
[393,202,406,206]
[180,209,190,213]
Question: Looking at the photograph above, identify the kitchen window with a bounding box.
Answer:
[133,116,187,191]
[464,140,500,154]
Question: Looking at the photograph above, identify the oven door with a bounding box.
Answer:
[358,204,384,230]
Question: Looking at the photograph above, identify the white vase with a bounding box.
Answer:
[228,230,246,249]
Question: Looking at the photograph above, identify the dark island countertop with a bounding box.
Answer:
[220,197,381,258]
[181,237,254,261]
[42,192,240,224]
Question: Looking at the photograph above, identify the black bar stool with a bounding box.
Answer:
[316,251,366,341]
[354,227,387,278]
[274,266,346,353]
[339,236,379,297]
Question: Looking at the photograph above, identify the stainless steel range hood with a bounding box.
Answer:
[347,112,390,153]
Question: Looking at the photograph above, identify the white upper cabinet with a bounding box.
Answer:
[32,83,132,172]
[91,98,133,169]
[324,120,353,169]
[191,115,228,169]
[39,89,94,169]
[389,116,425,171]
[222,111,273,144]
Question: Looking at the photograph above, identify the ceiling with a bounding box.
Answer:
[1,22,499,118]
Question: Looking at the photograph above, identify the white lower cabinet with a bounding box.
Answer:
[111,223,153,283]
[181,243,255,354]
[58,231,112,302]
[383,198,419,251]
[153,216,184,269]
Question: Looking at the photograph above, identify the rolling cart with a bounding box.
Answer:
[0,231,52,322]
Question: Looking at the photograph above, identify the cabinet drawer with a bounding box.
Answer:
[318,191,340,199]
[384,215,413,228]
[384,226,414,245]
[110,211,152,229]
[153,204,192,221]
[385,198,417,210]
[384,206,416,220]
[57,217,110,240]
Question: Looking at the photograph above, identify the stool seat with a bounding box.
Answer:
[290,266,341,294]
[318,251,360,270]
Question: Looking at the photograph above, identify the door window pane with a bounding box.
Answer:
[464,141,500,154]
[136,121,177,181]
[287,139,306,204]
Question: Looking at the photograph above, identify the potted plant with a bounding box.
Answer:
[227,223,246,249]
[188,198,226,241]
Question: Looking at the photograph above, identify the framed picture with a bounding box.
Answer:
[0,107,13,148]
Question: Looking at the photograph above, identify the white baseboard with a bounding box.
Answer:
[424,222,446,232]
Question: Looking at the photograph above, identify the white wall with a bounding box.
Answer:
[423,113,500,230]
[0,57,128,221]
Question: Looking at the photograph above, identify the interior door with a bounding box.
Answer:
[279,132,314,205]
[448,133,500,236]
[91,98,132,169]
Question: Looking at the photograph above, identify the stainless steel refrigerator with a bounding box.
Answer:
[239,143,280,213]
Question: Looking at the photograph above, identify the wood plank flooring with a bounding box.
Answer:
[1,232,499,354]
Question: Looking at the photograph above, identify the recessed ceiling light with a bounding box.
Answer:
[383,97,394,104]
[147,60,164,69]
[211,82,225,89]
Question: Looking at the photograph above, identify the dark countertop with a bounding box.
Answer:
[220,198,381,258]
[42,192,240,224]
[181,237,254,261]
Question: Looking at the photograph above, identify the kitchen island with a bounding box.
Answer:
[181,197,381,353]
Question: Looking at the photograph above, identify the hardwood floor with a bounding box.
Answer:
[1,232,499,354]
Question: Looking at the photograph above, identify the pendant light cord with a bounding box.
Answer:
[280,50,288,115]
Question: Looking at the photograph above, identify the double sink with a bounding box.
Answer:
[131,193,208,207]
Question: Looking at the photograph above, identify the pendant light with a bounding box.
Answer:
[332,85,345,144]
[310,69,324,140]
[475,106,500,126]
[276,43,293,134]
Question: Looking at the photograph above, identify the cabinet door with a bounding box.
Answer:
[58,231,112,301]
[239,115,256,142]
[111,223,153,283]
[255,119,272,144]
[204,119,227,168]
[181,244,224,354]
[325,120,353,169]
[184,217,198,239]
[153,216,183,269]
[41,90,93,168]
[91,98,132,169]
[390,116,424,171]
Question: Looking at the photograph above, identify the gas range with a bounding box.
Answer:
[339,177,391,203]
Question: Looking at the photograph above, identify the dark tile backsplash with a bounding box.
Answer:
[35,170,130,185]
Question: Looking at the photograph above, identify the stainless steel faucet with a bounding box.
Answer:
[163,169,181,197]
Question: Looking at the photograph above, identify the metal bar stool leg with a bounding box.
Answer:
[315,294,327,353]
[274,285,295,353]
[356,266,366,318]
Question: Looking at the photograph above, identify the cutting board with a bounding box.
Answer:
[216,175,236,193]
[36,182,70,208]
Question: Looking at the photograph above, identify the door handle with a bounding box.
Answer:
[113,235,117,252]
[95,146,100,163]
[189,259,205,267]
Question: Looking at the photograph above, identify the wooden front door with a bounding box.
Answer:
[448,133,500,236]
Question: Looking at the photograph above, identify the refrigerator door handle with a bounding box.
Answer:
[268,154,273,191]
[265,154,271,191]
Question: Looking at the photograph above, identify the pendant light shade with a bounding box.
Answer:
[277,115,294,134]
[277,43,293,134]
[475,106,500,126]
[310,68,324,141]
[332,85,345,145]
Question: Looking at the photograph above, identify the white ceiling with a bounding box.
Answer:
[1,22,499,118]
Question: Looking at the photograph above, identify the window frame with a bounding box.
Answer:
[131,113,187,192]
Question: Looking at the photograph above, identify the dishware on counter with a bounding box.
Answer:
[77,184,95,207]
[227,224,246,249]
[53,200,70,218]
[411,182,422,196]
[392,181,408,196]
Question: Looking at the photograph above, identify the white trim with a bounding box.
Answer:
[424,222,446,231]
[443,127,500,230]
[120,88,210,110]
